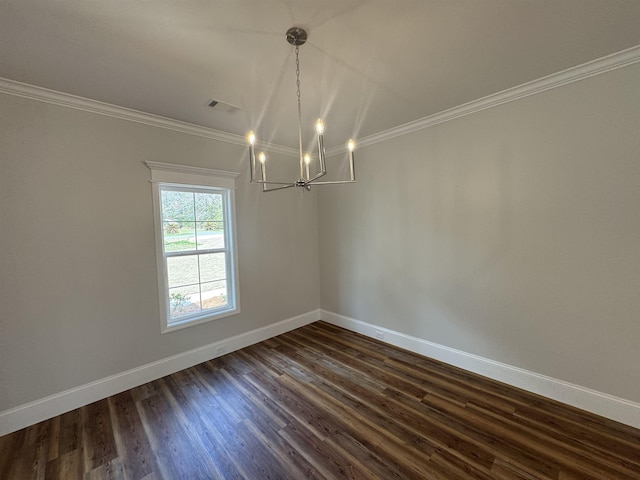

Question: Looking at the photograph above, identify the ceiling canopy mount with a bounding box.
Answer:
[285,26,308,46]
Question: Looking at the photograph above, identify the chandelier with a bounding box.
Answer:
[247,27,356,192]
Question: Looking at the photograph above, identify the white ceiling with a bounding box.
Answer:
[2,0,640,149]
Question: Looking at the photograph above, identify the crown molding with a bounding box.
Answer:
[0,77,298,157]
[330,44,640,155]
[3,44,639,159]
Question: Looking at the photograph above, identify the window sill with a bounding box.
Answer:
[161,306,241,334]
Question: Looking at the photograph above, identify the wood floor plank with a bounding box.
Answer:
[2,428,35,479]
[57,408,81,459]
[285,374,452,479]
[2,321,640,479]
[80,399,118,474]
[107,391,157,480]
[465,401,640,478]
[84,457,126,480]
[45,448,82,480]
[136,387,220,479]
[172,373,248,480]
[421,393,609,479]
[273,340,497,476]
[242,416,321,479]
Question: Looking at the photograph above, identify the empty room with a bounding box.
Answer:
[1,1,639,478]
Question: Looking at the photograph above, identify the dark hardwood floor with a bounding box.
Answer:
[1,321,639,479]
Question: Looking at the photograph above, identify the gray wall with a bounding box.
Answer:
[0,94,320,411]
[318,63,640,403]
[2,61,639,414]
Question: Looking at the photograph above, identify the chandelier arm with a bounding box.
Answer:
[307,170,328,183]
[317,130,327,175]
[253,180,299,185]
[305,125,328,183]
[308,147,355,184]
[261,183,298,192]
[307,179,356,185]
[248,144,256,182]
[295,45,304,180]
[349,150,355,181]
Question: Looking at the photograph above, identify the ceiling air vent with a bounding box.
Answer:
[206,98,240,114]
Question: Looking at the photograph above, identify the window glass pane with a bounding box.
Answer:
[167,256,200,288]
[161,189,198,252]
[196,221,225,249]
[195,192,223,222]
[201,280,228,310]
[164,224,199,252]
[161,191,195,221]
[169,285,201,319]
[199,253,227,283]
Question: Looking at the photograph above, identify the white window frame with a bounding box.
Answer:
[146,161,240,333]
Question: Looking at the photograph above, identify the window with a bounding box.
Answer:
[146,162,240,332]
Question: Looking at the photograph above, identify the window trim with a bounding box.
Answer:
[146,161,241,333]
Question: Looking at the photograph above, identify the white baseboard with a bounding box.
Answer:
[321,310,640,429]
[4,308,637,436]
[0,310,321,436]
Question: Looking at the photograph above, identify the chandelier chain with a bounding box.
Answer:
[295,45,304,171]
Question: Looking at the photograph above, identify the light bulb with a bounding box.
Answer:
[347,139,355,152]
[304,153,311,165]
[315,119,325,135]
[258,152,266,163]
[247,131,256,145]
